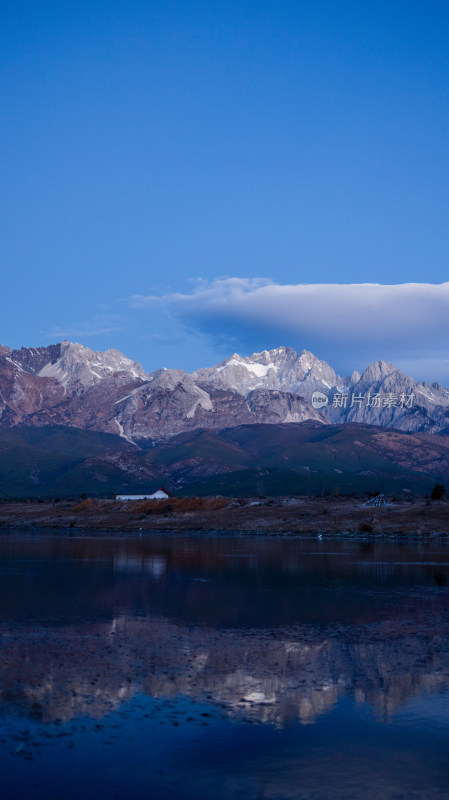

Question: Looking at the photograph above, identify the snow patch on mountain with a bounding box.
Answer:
[5,338,449,440]
[186,385,213,418]
[38,360,70,387]
[206,346,344,398]
[218,357,275,378]
[5,358,25,372]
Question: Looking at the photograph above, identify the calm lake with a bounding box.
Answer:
[1,533,449,799]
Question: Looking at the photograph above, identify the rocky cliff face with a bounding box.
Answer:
[193,346,344,396]
[0,350,65,426]
[1,339,449,442]
[324,360,449,432]
[199,346,449,434]
[0,342,324,443]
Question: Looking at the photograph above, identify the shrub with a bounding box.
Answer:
[359,522,373,533]
[431,483,446,501]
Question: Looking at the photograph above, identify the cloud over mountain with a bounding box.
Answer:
[129,279,449,380]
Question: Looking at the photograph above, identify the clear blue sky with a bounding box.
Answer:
[2,1,449,379]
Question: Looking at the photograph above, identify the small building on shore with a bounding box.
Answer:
[116,487,171,501]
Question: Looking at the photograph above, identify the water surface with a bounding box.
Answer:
[1,533,449,799]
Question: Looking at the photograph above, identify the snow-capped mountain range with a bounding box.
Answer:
[1,340,449,443]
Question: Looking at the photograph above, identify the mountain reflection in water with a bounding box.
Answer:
[1,535,449,728]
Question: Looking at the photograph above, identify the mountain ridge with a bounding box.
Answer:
[1,340,449,443]
[1,421,449,498]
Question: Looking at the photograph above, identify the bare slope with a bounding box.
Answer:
[2,422,449,498]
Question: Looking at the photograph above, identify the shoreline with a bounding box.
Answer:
[1,496,449,539]
[2,529,449,542]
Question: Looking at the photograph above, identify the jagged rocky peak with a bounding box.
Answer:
[296,348,320,371]
[218,345,296,370]
[358,360,400,386]
[4,337,449,440]
[348,369,361,384]
[203,348,285,393]
[36,341,149,389]
[205,345,342,397]
[145,367,193,390]
[292,349,343,390]
[7,343,62,374]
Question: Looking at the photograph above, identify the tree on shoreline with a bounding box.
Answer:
[431,482,446,501]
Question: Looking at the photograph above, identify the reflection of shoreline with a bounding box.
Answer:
[2,611,449,727]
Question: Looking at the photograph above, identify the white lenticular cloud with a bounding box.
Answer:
[128,278,449,379]
[130,277,449,341]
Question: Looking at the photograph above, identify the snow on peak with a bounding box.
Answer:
[246,361,275,378]
[209,346,344,398]
[217,353,277,380]
[222,359,272,374]
[217,357,245,371]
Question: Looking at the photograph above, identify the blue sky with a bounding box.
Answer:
[2,1,449,381]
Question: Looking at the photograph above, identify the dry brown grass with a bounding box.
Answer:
[124,497,228,514]
[71,498,97,512]
[1,496,449,537]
